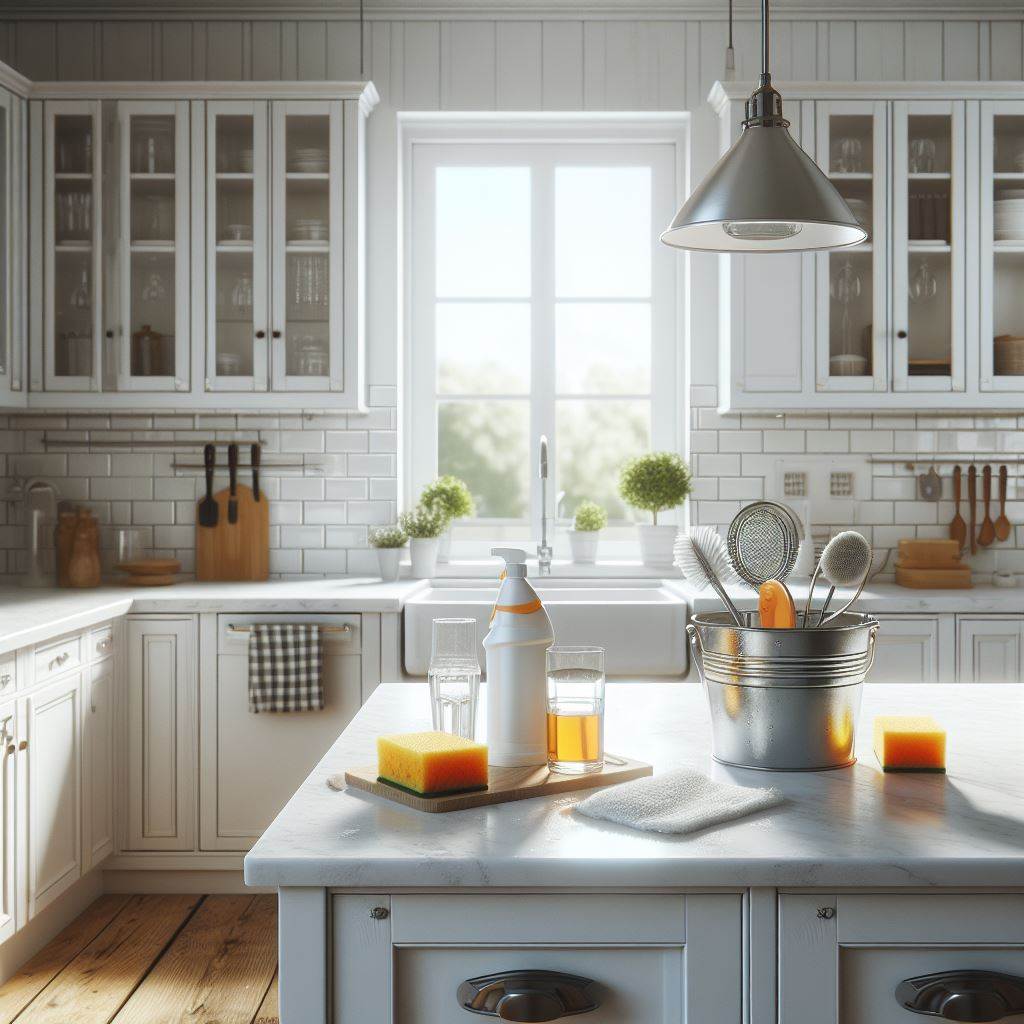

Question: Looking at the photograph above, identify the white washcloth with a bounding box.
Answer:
[575,769,782,835]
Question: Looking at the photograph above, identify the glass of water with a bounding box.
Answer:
[428,618,480,739]
[546,645,605,774]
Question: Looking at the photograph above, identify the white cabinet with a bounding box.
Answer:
[0,82,26,410]
[82,657,114,870]
[24,672,81,918]
[0,699,19,943]
[870,614,955,683]
[125,615,196,852]
[200,614,362,852]
[957,615,1024,683]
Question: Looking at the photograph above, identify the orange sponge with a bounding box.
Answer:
[873,716,946,773]
[377,731,488,796]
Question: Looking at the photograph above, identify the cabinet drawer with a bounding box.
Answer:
[0,655,14,697]
[89,625,113,664]
[33,633,83,683]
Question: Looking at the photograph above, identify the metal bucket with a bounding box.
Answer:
[686,611,879,771]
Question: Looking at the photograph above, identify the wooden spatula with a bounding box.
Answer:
[979,464,996,547]
[197,443,219,528]
[968,465,977,555]
[949,465,967,552]
[995,464,1012,542]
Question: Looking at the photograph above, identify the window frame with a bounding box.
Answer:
[401,114,689,561]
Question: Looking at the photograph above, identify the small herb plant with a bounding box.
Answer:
[573,500,608,532]
[400,503,450,540]
[618,452,692,525]
[421,475,475,520]
[369,525,408,549]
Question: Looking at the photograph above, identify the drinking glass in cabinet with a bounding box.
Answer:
[130,117,174,175]
[828,254,872,378]
[216,115,254,174]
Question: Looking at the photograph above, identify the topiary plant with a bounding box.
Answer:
[573,500,608,532]
[369,525,408,549]
[421,475,475,520]
[400,503,450,540]
[618,452,692,525]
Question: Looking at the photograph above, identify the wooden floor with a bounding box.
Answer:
[0,895,278,1024]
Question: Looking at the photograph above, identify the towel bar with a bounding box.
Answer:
[226,623,352,637]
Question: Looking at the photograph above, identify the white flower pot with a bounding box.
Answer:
[409,536,441,579]
[568,530,600,564]
[637,524,679,568]
[376,547,402,582]
[437,525,453,563]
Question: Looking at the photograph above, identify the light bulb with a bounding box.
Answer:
[723,221,803,242]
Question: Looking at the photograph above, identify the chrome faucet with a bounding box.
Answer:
[537,435,553,575]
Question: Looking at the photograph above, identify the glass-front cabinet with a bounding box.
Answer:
[0,84,25,409]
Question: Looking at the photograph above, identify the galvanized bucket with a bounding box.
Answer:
[686,611,879,771]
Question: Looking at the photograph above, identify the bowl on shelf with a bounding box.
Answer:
[830,353,869,377]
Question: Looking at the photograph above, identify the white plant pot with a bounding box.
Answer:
[409,537,441,579]
[437,525,453,564]
[376,547,402,582]
[637,524,679,568]
[568,530,600,564]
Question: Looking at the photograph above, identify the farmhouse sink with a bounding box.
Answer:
[403,579,689,676]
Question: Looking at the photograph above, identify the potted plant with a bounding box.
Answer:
[421,475,475,563]
[618,452,692,568]
[369,525,407,582]
[400,504,450,579]
[567,500,607,564]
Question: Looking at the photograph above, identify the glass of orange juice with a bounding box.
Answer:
[546,645,605,774]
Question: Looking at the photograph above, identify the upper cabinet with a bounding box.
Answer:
[0,69,27,410]
[715,82,1021,412]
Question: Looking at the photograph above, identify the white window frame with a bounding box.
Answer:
[401,114,688,562]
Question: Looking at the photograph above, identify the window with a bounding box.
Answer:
[406,119,685,559]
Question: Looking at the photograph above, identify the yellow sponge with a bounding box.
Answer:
[377,731,488,796]
[873,716,946,773]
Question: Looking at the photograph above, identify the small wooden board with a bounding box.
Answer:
[895,565,973,589]
[195,484,270,582]
[343,754,652,813]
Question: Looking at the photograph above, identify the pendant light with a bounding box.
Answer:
[661,0,867,253]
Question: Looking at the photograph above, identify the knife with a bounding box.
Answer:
[251,443,261,502]
[228,443,239,524]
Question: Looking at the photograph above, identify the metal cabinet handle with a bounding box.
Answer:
[96,638,111,654]
[897,970,1024,1022]
[17,741,27,752]
[0,674,10,688]
[48,652,70,670]
[458,971,600,1022]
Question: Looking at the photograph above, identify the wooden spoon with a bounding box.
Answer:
[979,465,996,547]
[949,465,967,552]
[995,464,1012,542]
[968,465,977,555]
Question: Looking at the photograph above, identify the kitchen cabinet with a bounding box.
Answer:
[870,613,955,683]
[82,657,114,870]
[0,76,26,410]
[124,615,196,852]
[0,699,18,944]
[957,614,1024,683]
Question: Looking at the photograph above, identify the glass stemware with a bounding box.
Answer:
[830,260,863,357]
[909,259,938,304]
[70,268,90,310]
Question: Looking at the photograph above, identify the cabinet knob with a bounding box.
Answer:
[4,744,13,758]
[272,330,282,339]
[896,970,1024,1022]
[816,906,835,920]
[255,330,266,339]
[105,329,114,339]
[897,330,908,339]
[0,674,10,688]
[18,740,27,752]
[369,906,389,920]
[457,971,600,1022]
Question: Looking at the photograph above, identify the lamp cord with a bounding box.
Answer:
[761,0,770,79]
[359,0,365,77]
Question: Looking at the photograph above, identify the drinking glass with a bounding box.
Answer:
[546,645,605,774]
[428,617,480,739]
[909,137,936,174]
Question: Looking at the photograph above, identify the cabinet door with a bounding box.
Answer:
[125,616,196,851]
[0,699,18,943]
[891,101,966,393]
[25,672,81,919]
[957,615,1024,683]
[82,659,113,870]
[43,100,103,392]
[205,100,269,392]
[114,100,190,393]
[979,100,1024,393]
[270,100,344,392]
[0,88,25,409]
[870,614,954,684]
[815,100,888,394]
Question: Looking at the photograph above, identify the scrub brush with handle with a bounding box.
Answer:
[803,531,872,628]
[674,527,744,626]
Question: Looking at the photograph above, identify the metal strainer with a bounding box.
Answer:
[726,501,802,587]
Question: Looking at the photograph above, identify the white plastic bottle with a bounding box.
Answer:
[483,548,555,767]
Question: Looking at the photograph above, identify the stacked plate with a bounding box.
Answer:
[994,189,1024,241]
[292,218,328,243]
[293,147,328,173]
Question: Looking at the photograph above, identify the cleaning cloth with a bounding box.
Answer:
[575,768,782,835]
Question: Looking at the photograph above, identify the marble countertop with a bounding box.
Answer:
[245,681,1024,890]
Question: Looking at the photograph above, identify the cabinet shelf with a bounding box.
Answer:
[830,172,873,181]
[130,172,175,181]
[130,242,174,253]
[909,241,951,252]
[215,243,253,253]
[54,242,92,252]
[909,172,951,181]
[286,172,329,181]
[54,172,91,181]
[215,172,253,181]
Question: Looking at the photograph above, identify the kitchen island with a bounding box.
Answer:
[246,682,1024,1024]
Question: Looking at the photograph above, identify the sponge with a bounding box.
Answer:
[873,716,946,773]
[377,731,489,796]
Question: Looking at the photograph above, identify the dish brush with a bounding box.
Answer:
[674,527,744,626]
[803,531,873,628]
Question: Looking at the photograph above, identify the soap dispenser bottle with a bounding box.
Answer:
[483,548,554,767]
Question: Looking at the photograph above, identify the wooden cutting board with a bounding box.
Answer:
[895,565,973,590]
[195,484,269,582]
[341,754,652,813]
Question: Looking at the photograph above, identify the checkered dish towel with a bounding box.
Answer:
[248,623,324,713]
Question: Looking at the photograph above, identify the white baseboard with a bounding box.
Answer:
[103,869,270,894]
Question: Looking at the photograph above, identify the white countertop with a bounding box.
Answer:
[244,681,1024,890]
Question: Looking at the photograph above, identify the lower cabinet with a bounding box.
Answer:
[82,657,114,870]
[0,698,18,944]
[957,615,1024,683]
[870,614,955,683]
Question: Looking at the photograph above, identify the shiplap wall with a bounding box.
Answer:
[2,9,1024,577]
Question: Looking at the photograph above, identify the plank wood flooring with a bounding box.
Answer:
[0,895,279,1024]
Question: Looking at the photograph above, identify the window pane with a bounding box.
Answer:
[437,302,530,395]
[436,167,530,298]
[439,400,529,519]
[556,399,651,520]
[555,167,651,298]
[556,303,651,395]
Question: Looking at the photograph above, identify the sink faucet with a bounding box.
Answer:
[537,435,552,575]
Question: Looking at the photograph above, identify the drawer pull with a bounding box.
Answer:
[0,674,10,688]
[458,971,599,1022]
[48,652,70,670]
[96,639,111,654]
[896,970,1024,1022]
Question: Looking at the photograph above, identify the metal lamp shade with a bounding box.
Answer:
[661,123,868,252]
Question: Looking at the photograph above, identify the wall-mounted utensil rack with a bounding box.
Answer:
[170,459,315,472]
[41,434,265,450]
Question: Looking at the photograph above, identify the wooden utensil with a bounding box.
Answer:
[115,558,181,587]
[979,465,996,547]
[968,465,977,554]
[227,443,239,524]
[950,466,967,552]
[198,443,219,527]
[995,464,1012,542]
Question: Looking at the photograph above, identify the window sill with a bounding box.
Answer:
[426,559,679,580]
